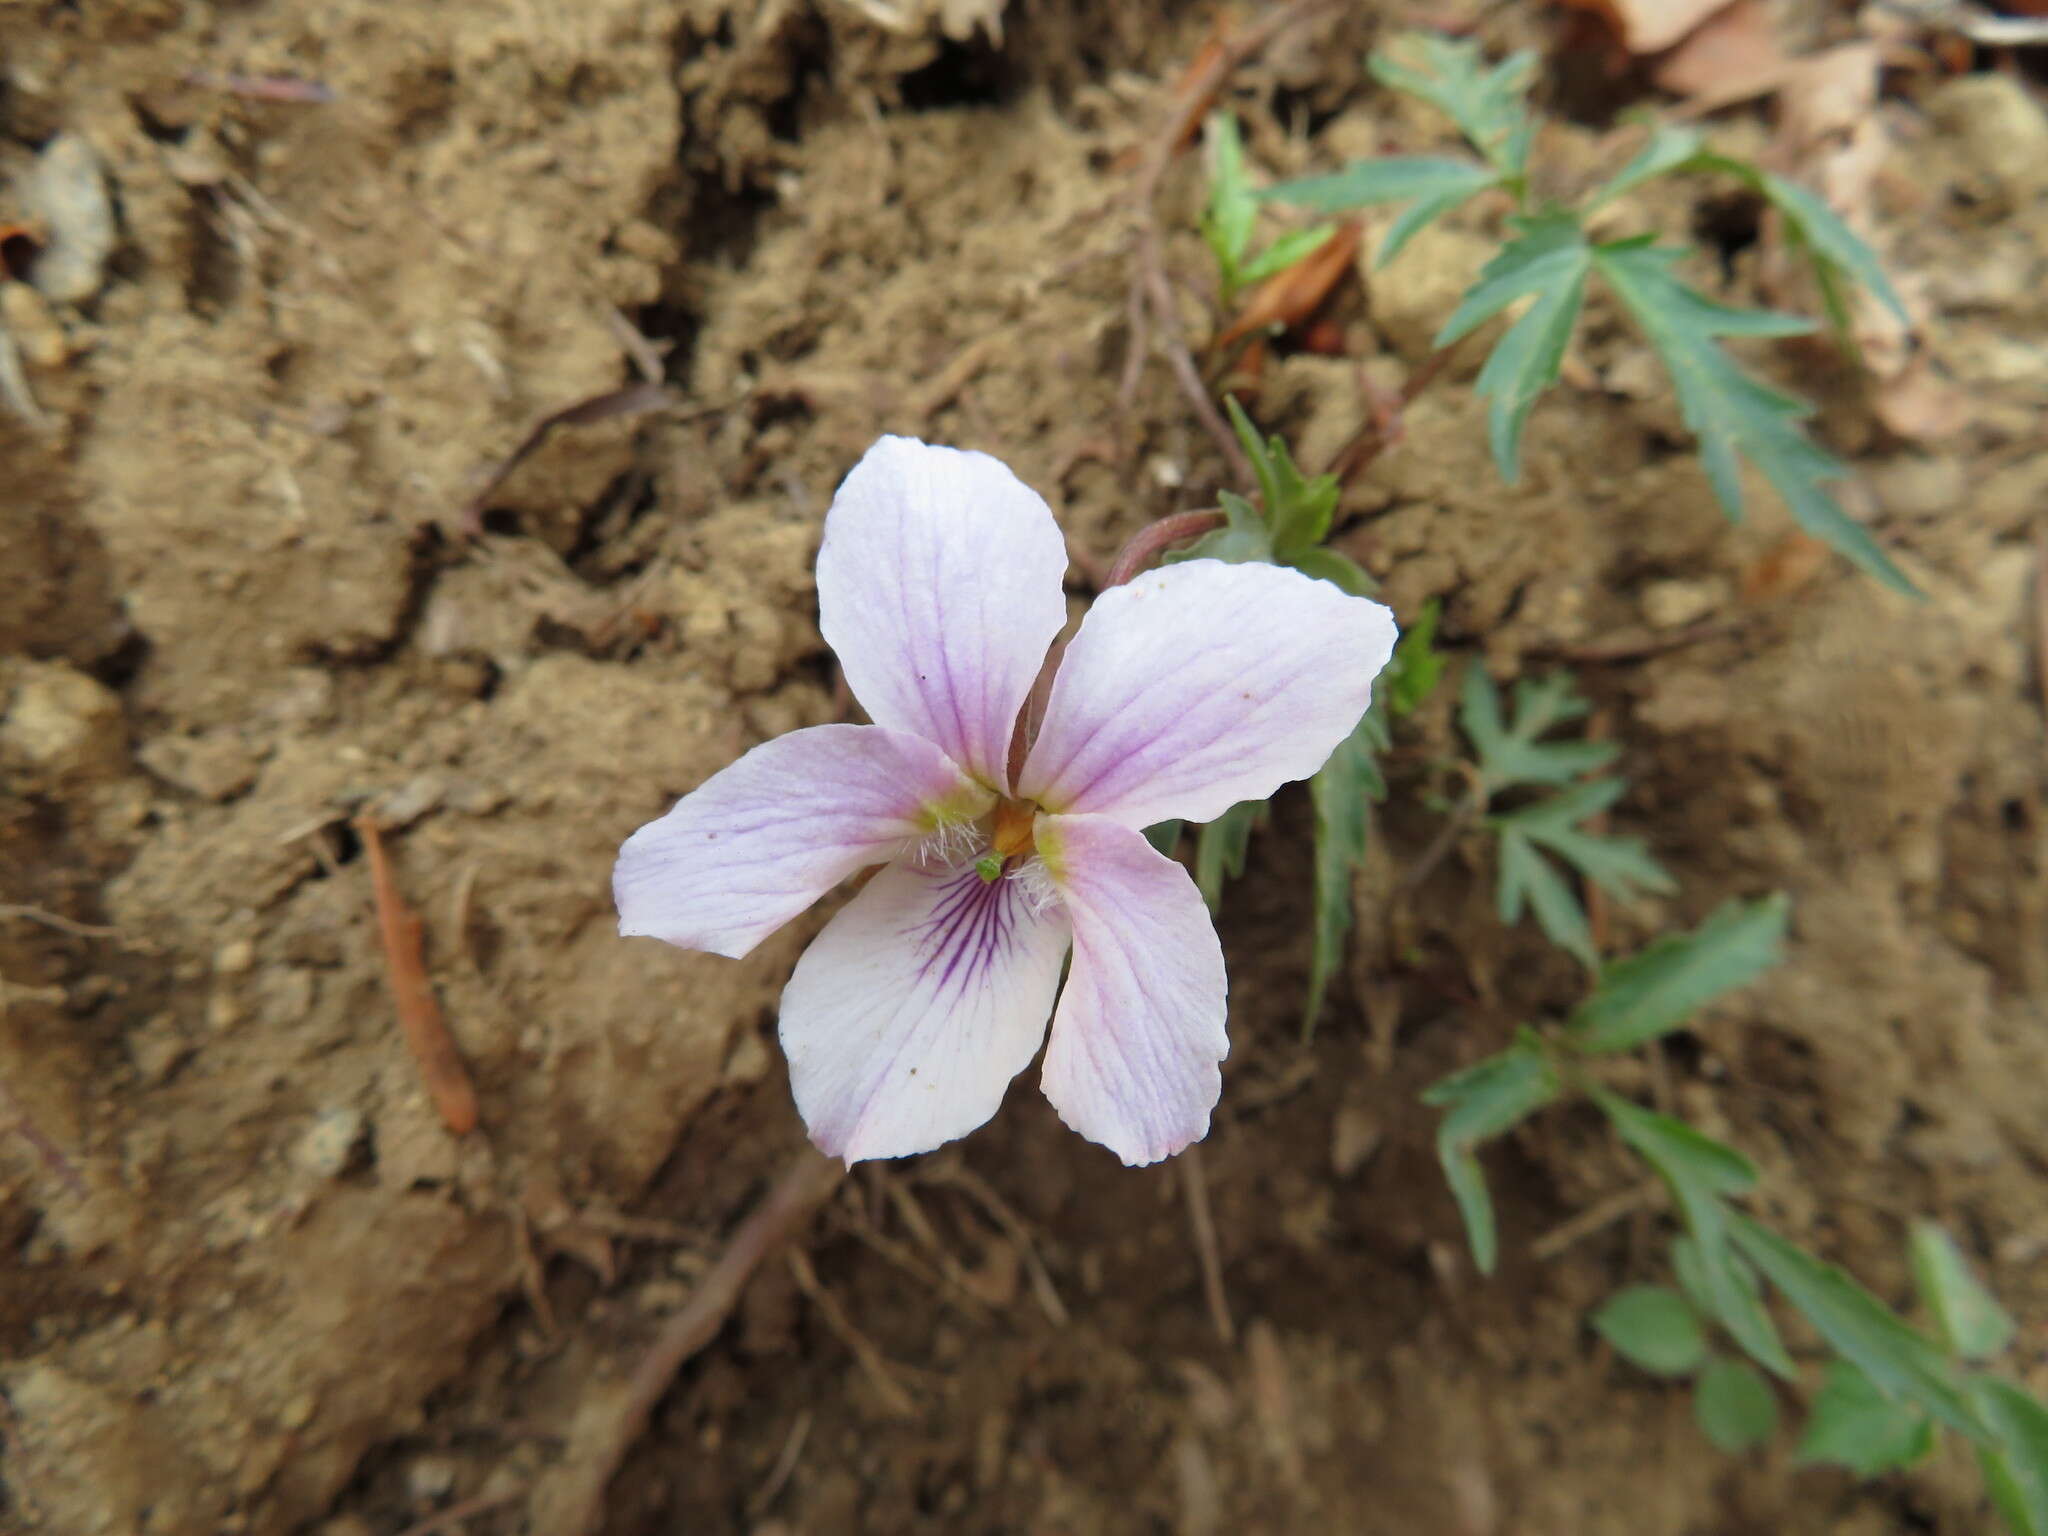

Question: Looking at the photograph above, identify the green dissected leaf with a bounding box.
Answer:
[1797,1358,1937,1476]
[1370,32,1536,180]
[1422,1033,1561,1274]
[1496,824,1599,968]
[1587,123,1706,211]
[1238,222,1339,287]
[1289,547,1377,596]
[1142,820,1183,857]
[1975,1378,2048,1536]
[1460,668,1615,792]
[1695,1358,1779,1452]
[1570,894,1790,1053]
[1304,707,1390,1038]
[1383,596,1445,717]
[1495,778,1673,897]
[1434,213,1591,482]
[1490,780,1672,969]
[1263,155,1501,267]
[1591,237,1916,595]
[1911,1222,2016,1361]
[1728,1214,1983,1436]
[1194,799,1264,912]
[1690,152,1909,340]
[1220,396,1340,556]
[1201,111,1256,294]
[1596,1093,1793,1377]
[1592,1284,1707,1376]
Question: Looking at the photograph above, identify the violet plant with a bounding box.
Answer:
[1261,32,1917,593]
[615,436,1396,1166]
[1425,885,2048,1523]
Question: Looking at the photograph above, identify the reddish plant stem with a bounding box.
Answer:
[1102,509,1227,589]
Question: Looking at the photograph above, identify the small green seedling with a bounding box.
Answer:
[1201,111,1339,312]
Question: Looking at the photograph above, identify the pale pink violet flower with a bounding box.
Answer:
[615,436,1397,1166]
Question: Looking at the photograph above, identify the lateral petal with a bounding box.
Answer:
[1017,559,1398,828]
[614,724,991,960]
[781,858,1073,1162]
[817,435,1071,789]
[1036,814,1228,1166]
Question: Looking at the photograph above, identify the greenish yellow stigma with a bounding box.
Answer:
[974,854,1003,883]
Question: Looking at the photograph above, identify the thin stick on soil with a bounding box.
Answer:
[746,1409,813,1520]
[787,1244,918,1418]
[0,904,121,941]
[563,1145,843,1536]
[1180,1143,1235,1346]
[355,813,479,1136]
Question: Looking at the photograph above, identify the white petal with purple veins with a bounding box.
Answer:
[781,858,1073,1162]
[817,435,1071,790]
[1036,814,1228,1166]
[615,724,991,960]
[1017,559,1398,829]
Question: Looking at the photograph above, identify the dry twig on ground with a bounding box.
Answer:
[355,813,479,1135]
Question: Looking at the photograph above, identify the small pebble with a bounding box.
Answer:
[293,1106,365,1178]
[26,133,116,305]
[214,938,256,975]
[406,1454,458,1504]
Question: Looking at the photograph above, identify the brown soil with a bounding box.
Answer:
[3,2,2045,1533]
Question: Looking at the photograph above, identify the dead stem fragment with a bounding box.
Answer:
[557,1145,844,1536]
[354,813,479,1135]
[456,380,673,537]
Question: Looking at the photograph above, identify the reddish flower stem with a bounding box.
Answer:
[1102,509,1227,589]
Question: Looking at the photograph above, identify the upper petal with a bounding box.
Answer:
[1036,814,1228,1166]
[817,436,1071,789]
[1017,559,1398,828]
[615,723,991,960]
[780,857,1073,1163]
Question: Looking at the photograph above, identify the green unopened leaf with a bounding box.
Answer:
[1728,1215,1982,1436]
[1911,1222,2015,1361]
[1596,1094,1793,1378]
[1696,1358,1779,1452]
[1797,1358,1936,1476]
[1593,1284,1706,1376]
[1202,111,1256,291]
[1435,212,1591,482]
[1570,894,1790,1053]
[1263,155,1501,267]
[1170,488,1271,566]
[1423,1033,1561,1274]
[1238,222,1339,287]
[1370,33,1536,179]
[1592,238,1916,595]
[1975,1378,2048,1536]
[1587,123,1705,211]
[1194,799,1264,912]
[1304,706,1390,1038]
[1383,596,1445,717]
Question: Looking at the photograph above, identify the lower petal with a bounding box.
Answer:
[1036,814,1228,1166]
[615,723,990,960]
[780,858,1073,1163]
